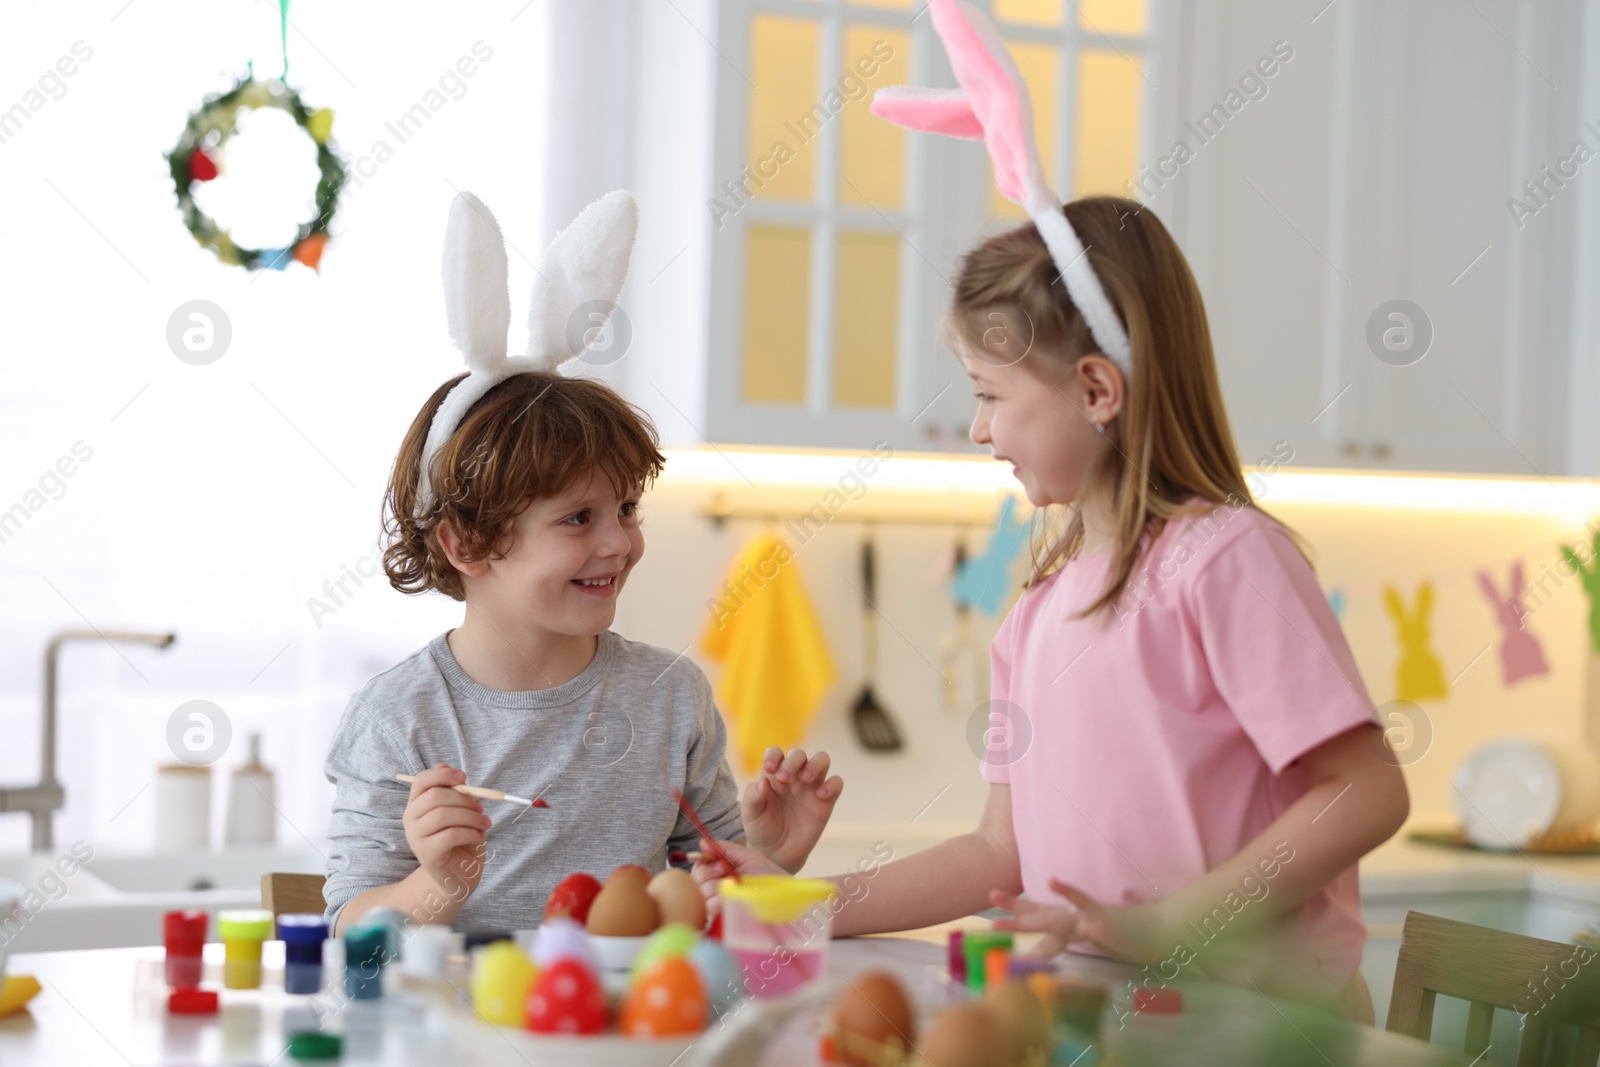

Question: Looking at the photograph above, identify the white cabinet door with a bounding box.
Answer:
[1164,0,1588,476]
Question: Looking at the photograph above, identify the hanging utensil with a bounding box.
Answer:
[939,543,984,714]
[851,532,904,753]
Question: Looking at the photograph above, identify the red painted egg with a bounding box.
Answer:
[525,958,606,1035]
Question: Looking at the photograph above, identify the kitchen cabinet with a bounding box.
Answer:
[573,1,1600,473]
[1165,0,1600,476]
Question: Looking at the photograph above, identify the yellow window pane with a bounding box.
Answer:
[748,16,821,202]
[742,226,812,404]
[832,232,900,408]
[1079,0,1146,36]
[988,42,1057,218]
[994,0,1061,26]
[1074,50,1142,198]
[840,27,909,209]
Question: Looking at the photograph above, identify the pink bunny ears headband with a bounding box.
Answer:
[415,189,638,515]
[871,0,1132,376]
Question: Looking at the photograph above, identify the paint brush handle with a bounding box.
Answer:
[394,773,543,807]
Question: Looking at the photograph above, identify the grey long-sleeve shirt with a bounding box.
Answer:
[323,630,743,932]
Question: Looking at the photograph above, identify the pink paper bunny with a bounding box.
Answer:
[870,0,1131,375]
[1476,562,1549,686]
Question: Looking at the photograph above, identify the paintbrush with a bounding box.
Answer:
[672,789,814,981]
[672,790,741,880]
[395,773,549,808]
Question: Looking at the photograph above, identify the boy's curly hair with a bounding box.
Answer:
[383,372,665,601]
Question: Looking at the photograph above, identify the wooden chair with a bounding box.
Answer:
[1386,910,1600,1067]
[261,872,327,918]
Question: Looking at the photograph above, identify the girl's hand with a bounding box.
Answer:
[989,880,1172,964]
[689,836,787,915]
[740,746,844,874]
[403,763,490,898]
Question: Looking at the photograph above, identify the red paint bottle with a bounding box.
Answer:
[164,910,207,989]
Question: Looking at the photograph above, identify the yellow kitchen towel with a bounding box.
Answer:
[700,533,835,773]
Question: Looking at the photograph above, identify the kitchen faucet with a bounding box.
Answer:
[0,629,176,851]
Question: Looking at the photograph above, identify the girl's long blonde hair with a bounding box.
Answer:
[949,196,1298,619]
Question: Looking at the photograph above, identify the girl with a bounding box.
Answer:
[696,0,1406,1024]
[324,191,842,935]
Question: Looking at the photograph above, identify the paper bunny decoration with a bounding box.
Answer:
[870,0,1131,375]
[951,495,1029,616]
[416,189,639,514]
[1475,563,1549,686]
[1383,582,1448,702]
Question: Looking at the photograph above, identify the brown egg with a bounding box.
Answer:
[586,875,659,935]
[647,868,708,931]
[609,864,652,886]
[985,980,1050,1062]
[833,971,915,1067]
[920,1003,1012,1067]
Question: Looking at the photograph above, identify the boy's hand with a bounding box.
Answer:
[989,880,1171,963]
[740,747,843,874]
[403,763,491,898]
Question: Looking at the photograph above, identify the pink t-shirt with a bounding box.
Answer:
[983,500,1377,997]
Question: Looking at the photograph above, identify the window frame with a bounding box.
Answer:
[706,0,1156,450]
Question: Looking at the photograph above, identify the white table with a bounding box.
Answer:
[0,928,1471,1066]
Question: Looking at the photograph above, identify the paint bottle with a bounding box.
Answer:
[277,914,328,994]
[216,909,275,990]
[163,910,207,989]
[344,923,387,1000]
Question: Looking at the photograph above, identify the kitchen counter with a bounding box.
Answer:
[0,931,1470,1066]
[1362,832,1600,905]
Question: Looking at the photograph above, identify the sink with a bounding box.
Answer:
[0,848,324,954]
[83,847,323,893]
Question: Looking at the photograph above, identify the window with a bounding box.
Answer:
[708,0,1152,448]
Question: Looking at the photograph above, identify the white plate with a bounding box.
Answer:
[1452,739,1563,849]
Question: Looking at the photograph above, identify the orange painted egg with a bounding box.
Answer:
[620,957,708,1038]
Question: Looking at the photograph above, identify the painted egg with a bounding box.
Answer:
[533,917,599,972]
[833,971,915,1067]
[647,868,707,931]
[687,940,745,1021]
[587,876,659,936]
[629,923,700,985]
[919,1003,1008,1067]
[470,942,538,1027]
[620,957,708,1038]
[525,958,607,1035]
[544,872,603,925]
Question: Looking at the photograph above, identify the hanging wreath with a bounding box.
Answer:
[166,77,345,271]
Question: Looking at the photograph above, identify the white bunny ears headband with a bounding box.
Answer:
[415,189,639,515]
[871,0,1132,376]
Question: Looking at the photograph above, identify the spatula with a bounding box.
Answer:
[851,534,904,753]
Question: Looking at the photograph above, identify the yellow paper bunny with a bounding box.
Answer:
[1384,582,1448,702]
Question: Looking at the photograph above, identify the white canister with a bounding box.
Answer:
[224,734,276,846]
[154,764,212,850]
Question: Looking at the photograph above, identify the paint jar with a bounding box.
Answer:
[960,931,1013,992]
[717,876,835,999]
[277,914,328,995]
[401,925,459,978]
[216,909,274,990]
[344,923,387,1000]
[163,910,207,989]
